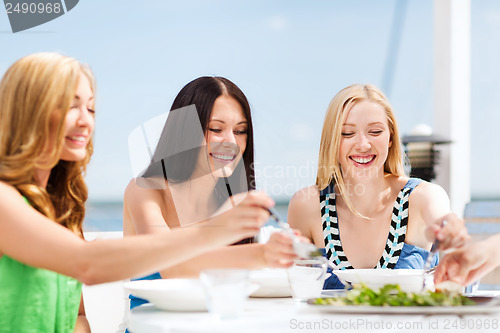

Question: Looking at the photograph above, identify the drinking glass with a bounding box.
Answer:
[200,269,250,320]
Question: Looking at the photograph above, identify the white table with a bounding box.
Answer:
[128,291,500,333]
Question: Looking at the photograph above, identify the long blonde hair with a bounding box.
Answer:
[0,53,95,237]
[316,84,406,216]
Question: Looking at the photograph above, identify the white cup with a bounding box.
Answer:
[200,269,250,320]
[287,258,328,301]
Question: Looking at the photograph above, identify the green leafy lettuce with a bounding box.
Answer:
[313,284,475,307]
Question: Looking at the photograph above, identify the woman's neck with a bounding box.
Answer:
[340,172,394,217]
[33,168,51,189]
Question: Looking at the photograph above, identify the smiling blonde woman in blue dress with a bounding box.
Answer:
[288,84,470,289]
[0,53,274,332]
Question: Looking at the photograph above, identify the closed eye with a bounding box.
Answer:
[341,132,354,137]
[209,128,222,133]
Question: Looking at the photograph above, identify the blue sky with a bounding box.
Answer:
[1,0,499,202]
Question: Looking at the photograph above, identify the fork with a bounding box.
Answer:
[266,207,323,258]
[422,241,439,289]
[422,220,447,291]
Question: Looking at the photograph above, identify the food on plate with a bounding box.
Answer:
[435,281,463,293]
[312,283,476,307]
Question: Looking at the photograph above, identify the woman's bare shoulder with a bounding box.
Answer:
[288,185,320,230]
[405,178,451,224]
[123,177,175,233]
[289,185,320,206]
[288,186,321,219]
[0,180,18,193]
[408,178,448,202]
[0,181,26,204]
[124,177,167,202]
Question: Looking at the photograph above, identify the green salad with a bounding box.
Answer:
[313,284,475,307]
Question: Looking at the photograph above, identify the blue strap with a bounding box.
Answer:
[403,178,423,194]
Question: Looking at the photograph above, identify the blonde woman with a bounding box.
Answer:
[0,53,273,332]
[288,84,470,289]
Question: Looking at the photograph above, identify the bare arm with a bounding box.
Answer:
[434,233,500,286]
[124,181,296,277]
[287,186,321,246]
[412,181,451,226]
[73,295,90,333]
[409,182,469,251]
[157,232,296,278]
[0,182,272,285]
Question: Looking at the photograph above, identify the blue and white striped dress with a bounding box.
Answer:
[319,178,438,289]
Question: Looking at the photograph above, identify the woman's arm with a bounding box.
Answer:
[124,181,297,277]
[409,182,470,251]
[157,232,297,278]
[434,232,500,286]
[73,295,90,333]
[287,186,320,245]
[0,182,272,285]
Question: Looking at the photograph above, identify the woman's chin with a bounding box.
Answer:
[211,156,242,178]
[213,165,235,178]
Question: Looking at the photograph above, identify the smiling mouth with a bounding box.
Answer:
[65,135,88,146]
[210,153,237,163]
[349,155,375,165]
[66,136,86,142]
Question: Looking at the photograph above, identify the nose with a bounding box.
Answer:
[76,106,94,128]
[221,129,236,144]
[356,133,371,151]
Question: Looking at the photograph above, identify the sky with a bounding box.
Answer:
[1,0,499,203]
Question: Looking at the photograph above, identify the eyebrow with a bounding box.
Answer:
[343,122,385,126]
[73,95,94,102]
[210,119,248,125]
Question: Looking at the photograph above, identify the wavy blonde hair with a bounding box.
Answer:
[0,53,95,237]
[316,84,406,216]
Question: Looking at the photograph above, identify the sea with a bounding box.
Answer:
[83,200,500,234]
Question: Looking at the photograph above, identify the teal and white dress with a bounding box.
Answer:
[320,178,438,289]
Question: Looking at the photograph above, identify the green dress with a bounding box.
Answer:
[0,199,82,332]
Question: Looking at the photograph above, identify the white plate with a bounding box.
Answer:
[308,295,500,315]
[332,269,431,292]
[124,279,206,311]
[308,304,500,315]
[249,269,292,298]
[308,300,500,315]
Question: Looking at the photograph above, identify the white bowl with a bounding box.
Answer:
[249,269,292,297]
[287,259,330,300]
[124,279,206,311]
[332,269,433,293]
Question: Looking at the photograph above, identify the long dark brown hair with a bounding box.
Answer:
[140,76,256,244]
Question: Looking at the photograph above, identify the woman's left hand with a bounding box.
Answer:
[426,213,470,252]
[260,232,298,268]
